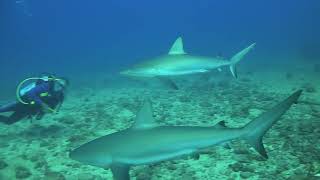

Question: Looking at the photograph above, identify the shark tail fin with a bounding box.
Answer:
[229,43,256,78]
[242,90,302,159]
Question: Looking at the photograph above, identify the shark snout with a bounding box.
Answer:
[120,69,144,77]
[69,148,80,161]
[69,147,94,165]
[69,146,113,168]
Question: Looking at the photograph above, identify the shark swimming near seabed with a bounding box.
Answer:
[120,37,256,85]
[69,90,302,180]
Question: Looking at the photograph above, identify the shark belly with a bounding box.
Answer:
[115,148,196,165]
[108,127,241,166]
[155,69,209,76]
[155,57,228,76]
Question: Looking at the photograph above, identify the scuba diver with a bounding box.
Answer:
[0,74,69,125]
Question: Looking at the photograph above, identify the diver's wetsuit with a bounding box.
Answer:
[0,80,64,125]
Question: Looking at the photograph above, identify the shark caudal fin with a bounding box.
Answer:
[229,43,256,78]
[242,90,302,159]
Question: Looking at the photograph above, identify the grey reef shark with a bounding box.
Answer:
[120,37,256,89]
[70,90,302,180]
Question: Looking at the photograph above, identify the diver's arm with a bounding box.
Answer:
[41,103,56,113]
[54,101,62,112]
[30,94,43,105]
[54,91,65,112]
[30,95,55,113]
[28,83,56,113]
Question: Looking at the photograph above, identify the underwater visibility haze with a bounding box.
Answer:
[0,0,319,179]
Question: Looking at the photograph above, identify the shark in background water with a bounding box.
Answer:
[69,90,302,180]
[120,37,256,79]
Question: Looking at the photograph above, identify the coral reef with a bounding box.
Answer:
[0,69,319,179]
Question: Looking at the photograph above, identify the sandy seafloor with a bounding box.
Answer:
[0,63,319,180]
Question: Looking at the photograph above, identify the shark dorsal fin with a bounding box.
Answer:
[168,37,186,55]
[213,121,227,129]
[132,99,157,130]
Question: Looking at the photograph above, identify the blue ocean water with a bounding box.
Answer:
[0,1,319,179]
[1,1,319,85]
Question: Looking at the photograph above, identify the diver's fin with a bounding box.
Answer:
[168,37,186,55]
[156,77,179,90]
[132,99,157,130]
[242,90,302,159]
[111,164,130,180]
[229,43,256,78]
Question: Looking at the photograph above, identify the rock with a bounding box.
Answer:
[249,108,263,117]
[285,72,294,80]
[68,135,87,144]
[76,173,98,180]
[240,106,250,117]
[0,159,8,170]
[135,172,152,180]
[45,171,66,180]
[15,166,32,179]
[179,96,191,103]
[39,141,50,147]
[34,159,48,169]
[135,167,153,180]
[229,163,254,172]
[240,77,252,82]
[287,175,316,180]
[217,81,230,89]
[83,97,90,102]
[180,173,196,180]
[233,147,250,155]
[303,83,317,93]
[41,125,64,137]
[199,101,212,108]
[58,115,77,124]
[233,155,251,163]
[29,155,39,162]
[166,163,177,171]
[240,172,254,178]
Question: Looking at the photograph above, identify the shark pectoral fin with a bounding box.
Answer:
[229,65,237,78]
[246,137,268,159]
[168,37,187,55]
[213,121,231,149]
[156,77,179,90]
[132,99,157,130]
[111,164,130,180]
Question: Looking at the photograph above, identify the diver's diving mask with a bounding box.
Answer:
[54,79,67,91]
